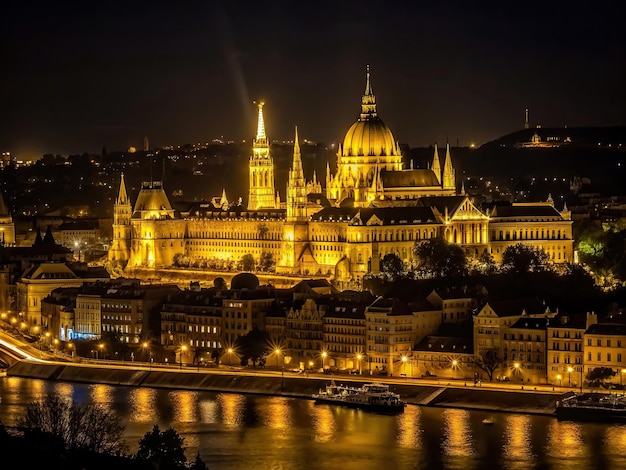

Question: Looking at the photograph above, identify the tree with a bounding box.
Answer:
[18,395,127,456]
[259,251,275,272]
[135,424,193,470]
[380,253,404,278]
[239,253,255,272]
[189,451,209,470]
[586,367,617,388]
[233,327,271,367]
[473,350,502,382]
[413,237,468,278]
[469,251,497,275]
[501,243,552,274]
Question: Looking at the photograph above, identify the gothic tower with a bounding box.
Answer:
[280,127,310,272]
[109,173,132,265]
[431,143,441,185]
[442,143,456,191]
[286,126,307,221]
[248,101,278,210]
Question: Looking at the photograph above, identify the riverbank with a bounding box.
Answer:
[7,360,564,416]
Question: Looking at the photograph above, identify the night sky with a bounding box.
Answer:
[2,1,624,159]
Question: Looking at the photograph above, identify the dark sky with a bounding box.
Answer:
[1,1,625,159]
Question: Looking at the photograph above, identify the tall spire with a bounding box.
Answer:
[360,65,378,120]
[256,101,266,140]
[432,144,441,184]
[287,126,307,220]
[442,143,455,191]
[117,173,128,205]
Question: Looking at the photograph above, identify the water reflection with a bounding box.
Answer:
[502,414,534,469]
[89,383,115,406]
[311,404,336,442]
[218,393,245,428]
[169,390,199,423]
[397,405,421,449]
[603,425,626,468]
[258,396,292,435]
[129,387,159,423]
[441,408,476,470]
[545,420,590,469]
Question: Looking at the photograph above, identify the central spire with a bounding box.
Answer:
[360,64,378,120]
[256,101,266,139]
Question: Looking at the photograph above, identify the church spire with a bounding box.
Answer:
[360,65,378,120]
[432,143,441,184]
[287,126,307,220]
[442,143,455,191]
[256,101,266,140]
[117,173,129,205]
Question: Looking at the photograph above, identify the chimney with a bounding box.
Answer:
[586,311,598,330]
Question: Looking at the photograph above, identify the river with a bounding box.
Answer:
[0,376,625,470]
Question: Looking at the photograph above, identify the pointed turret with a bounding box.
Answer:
[43,225,56,245]
[34,228,43,246]
[287,126,307,221]
[256,101,266,140]
[117,173,129,205]
[359,65,378,120]
[442,143,455,191]
[461,180,466,195]
[220,188,229,209]
[432,144,441,185]
[248,101,277,209]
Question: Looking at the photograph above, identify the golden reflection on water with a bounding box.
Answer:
[310,403,336,443]
[546,420,586,460]
[52,382,74,401]
[198,399,218,424]
[502,414,533,462]
[441,408,475,458]
[129,387,158,423]
[397,405,421,449]
[259,397,291,435]
[88,383,115,406]
[169,390,199,423]
[218,393,245,428]
[602,425,626,464]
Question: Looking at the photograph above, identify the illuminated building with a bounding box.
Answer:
[108,67,574,286]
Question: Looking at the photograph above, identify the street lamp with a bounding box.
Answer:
[180,345,187,369]
[356,353,362,375]
[227,347,234,367]
[556,374,562,386]
[402,355,408,378]
[621,369,626,388]
[514,362,522,383]
[322,351,327,371]
[275,348,284,389]
[566,366,574,387]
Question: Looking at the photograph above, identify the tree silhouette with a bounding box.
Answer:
[501,243,551,274]
[413,237,468,278]
[135,424,192,470]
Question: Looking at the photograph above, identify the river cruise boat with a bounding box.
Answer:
[555,393,626,423]
[313,380,405,413]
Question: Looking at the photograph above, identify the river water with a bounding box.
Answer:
[0,376,625,470]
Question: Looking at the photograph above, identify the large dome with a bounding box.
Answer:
[342,117,398,157]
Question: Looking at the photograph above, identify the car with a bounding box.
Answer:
[496,376,511,382]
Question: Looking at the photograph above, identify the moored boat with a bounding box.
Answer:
[555,393,626,423]
[313,381,405,413]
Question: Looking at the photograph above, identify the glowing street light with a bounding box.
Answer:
[401,355,408,377]
[180,345,187,369]
[227,347,234,367]
[556,374,562,386]
[275,348,284,389]
[622,369,626,387]
[565,366,573,386]
[356,353,362,375]
[321,351,327,371]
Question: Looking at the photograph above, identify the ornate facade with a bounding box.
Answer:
[108,68,574,285]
